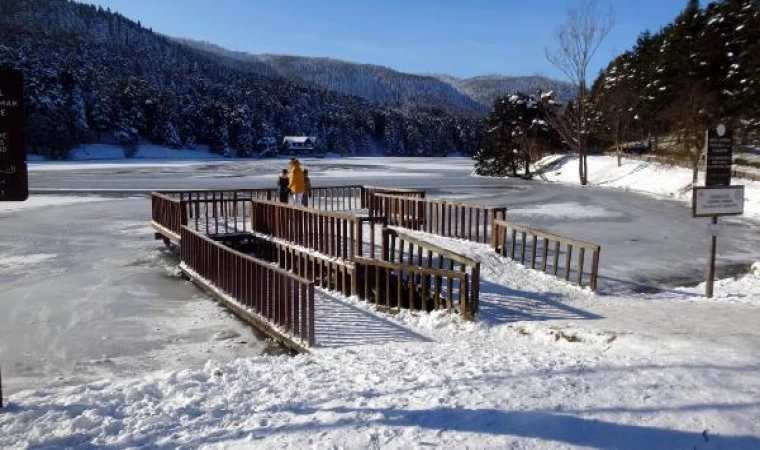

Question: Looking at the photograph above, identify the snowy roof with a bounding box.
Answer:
[283,136,317,144]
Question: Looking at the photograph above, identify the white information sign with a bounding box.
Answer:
[693,186,745,217]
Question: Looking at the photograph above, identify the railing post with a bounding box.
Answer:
[354,218,363,259]
[590,247,601,291]
[491,219,499,249]
[381,228,390,262]
[308,284,315,346]
[179,200,188,227]
[471,262,480,317]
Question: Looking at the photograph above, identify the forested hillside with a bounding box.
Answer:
[0,0,481,159]
[592,0,760,154]
[175,39,486,116]
[177,38,574,117]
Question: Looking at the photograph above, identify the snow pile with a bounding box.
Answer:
[664,261,760,305]
[538,155,760,222]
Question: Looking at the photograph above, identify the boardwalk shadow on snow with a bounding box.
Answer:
[477,280,601,325]
[314,292,432,348]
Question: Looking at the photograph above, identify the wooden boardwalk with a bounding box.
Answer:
[152,185,601,352]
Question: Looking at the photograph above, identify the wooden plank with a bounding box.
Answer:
[421,272,428,311]
[459,205,465,238]
[471,263,480,316]
[408,267,415,310]
[590,248,601,291]
[565,244,573,281]
[577,247,586,287]
[541,238,549,272]
[446,259,454,312]
[374,264,380,303]
[467,207,473,240]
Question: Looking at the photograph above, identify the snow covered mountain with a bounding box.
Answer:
[0,0,482,159]
[175,38,573,116]
[434,74,576,110]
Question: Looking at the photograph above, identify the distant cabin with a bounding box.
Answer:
[282,136,319,154]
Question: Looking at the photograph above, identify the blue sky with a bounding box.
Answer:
[80,0,690,81]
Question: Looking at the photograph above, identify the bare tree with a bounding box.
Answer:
[545,0,615,185]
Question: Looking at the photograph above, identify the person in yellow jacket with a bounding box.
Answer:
[288,158,306,205]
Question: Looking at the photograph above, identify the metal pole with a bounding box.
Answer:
[0,364,3,410]
[706,215,718,298]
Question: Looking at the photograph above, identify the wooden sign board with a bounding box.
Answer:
[0,69,27,201]
[705,124,732,187]
[692,186,744,217]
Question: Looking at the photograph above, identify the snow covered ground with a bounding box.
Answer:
[3,155,760,448]
[2,229,760,449]
[538,154,760,222]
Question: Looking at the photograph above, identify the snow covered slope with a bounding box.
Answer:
[539,155,760,222]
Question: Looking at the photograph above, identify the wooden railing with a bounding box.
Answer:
[162,188,276,203]
[353,258,475,320]
[165,186,370,213]
[308,186,363,211]
[372,193,507,244]
[361,186,427,212]
[151,192,186,240]
[183,194,255,236]
[252,235,355,297]
[491,219,601,291]
[250,199,384,261]
[180,226,315,346]
[382,228,480,317]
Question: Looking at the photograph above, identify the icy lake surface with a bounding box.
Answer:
[2,156,759,394]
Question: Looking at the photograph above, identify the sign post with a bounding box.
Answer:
[0,69,27,202]
[693,124,742,298]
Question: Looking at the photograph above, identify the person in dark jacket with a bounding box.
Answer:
[277,169,289,203]
[301,169,312,206]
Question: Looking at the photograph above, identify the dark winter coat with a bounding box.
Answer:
[278,175,290,202]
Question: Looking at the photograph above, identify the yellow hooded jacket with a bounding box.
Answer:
[288,161,306,194]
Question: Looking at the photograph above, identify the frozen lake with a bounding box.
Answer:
[29,156,760,290]
[0,197,281,395]
[2,156,759,394]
